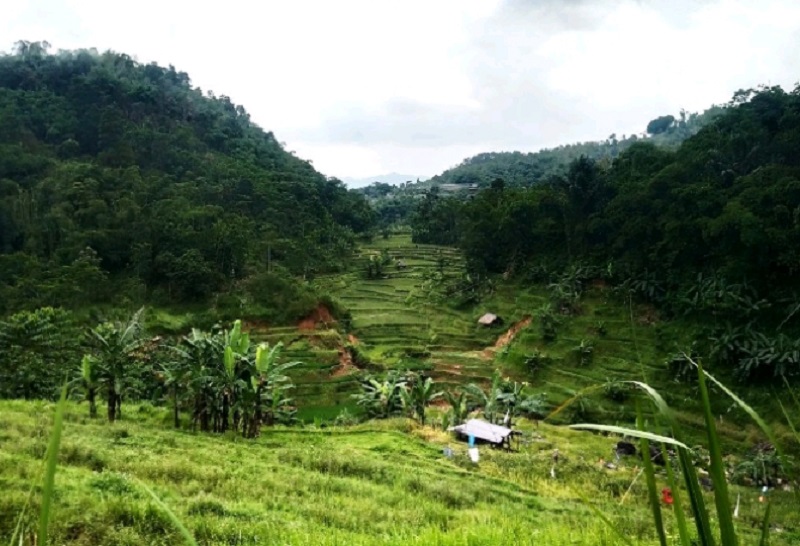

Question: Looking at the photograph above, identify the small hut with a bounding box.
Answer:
[449,419,519,450]
[477,313,503,326]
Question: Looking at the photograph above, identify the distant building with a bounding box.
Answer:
[478,313,503,326]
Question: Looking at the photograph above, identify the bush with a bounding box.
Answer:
[524,350,552,375]
[243,267,318,323]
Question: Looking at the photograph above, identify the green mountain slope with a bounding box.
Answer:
[0,43,373,318]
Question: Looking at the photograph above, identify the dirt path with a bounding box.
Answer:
[478,315,533,359]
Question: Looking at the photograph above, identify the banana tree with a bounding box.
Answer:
[354,371,407,418]
[158,357,187,429]
[177,328,223,432]
[88,308,144,422]
[248,342,299,433]
[444,390,469,425]
[400,374,442,426]
[464,372,505,424]
[73,354,99,417]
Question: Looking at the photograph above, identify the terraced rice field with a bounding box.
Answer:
[243,233,771,440]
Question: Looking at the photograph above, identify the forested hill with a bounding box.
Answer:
[412,83,800,384]
[429,106,725,188]
[0,42,374,318]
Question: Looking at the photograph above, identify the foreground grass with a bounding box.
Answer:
[1,401,797,545]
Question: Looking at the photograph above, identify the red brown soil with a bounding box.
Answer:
[298,304,336,331]
[241,319,270,333]
[348,334,360,345]
[494,315,532,348]
[637,305,660,326]
[479,315,533,359]
[330,335,358,377]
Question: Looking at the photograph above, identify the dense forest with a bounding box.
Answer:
[412,84,800,384]
[0,42,374,319]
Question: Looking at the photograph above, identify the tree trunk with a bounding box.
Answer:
[233,409,241,433]
[221,395,229,433]
[116,394,122,419]
[88,388,97,418]
[107,388,117,422]
[173,389,180,429]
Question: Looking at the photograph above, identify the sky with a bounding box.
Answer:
[3,0,800,181]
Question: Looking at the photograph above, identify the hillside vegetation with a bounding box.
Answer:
[0,42,373,320]
[411,84,800,387]
[427,106,724,189]
[2,43,800,546]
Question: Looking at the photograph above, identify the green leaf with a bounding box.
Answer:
[38,384,67,545]
[677,446,715,546]
[696,359,737,546]
[568,424,689,449]
[663,443,691,546]
[136,479,198,545]
[759,501,772,546]
[637,403,667,546]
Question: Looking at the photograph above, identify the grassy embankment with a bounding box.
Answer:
[1,399,797,545]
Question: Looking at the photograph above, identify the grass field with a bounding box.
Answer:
[2,399,797,545]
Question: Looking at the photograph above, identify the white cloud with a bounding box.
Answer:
[2,0,800,179]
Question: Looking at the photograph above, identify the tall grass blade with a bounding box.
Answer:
[696,360,737,546]
[688,355,778,450]
[676,446,715,546]
[695,357,800,500]
[623,381,676,421]
[545,384,605,421]
[662,443,691,546]
[759,501,772,546]
[574,489,635,546]
[777,400,798,440]
[136,479,198,546]
[619,467,644,505]
[38,384,67,545]
[637,403,668,546]
[8,485,35,546]
[568,424,689,449]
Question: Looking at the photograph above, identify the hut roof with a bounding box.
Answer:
[478,312,500,325]
[449,419,513,444]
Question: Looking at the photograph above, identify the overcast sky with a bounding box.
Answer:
[3,0,800,180]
